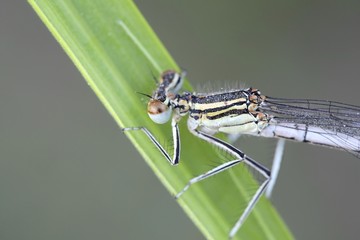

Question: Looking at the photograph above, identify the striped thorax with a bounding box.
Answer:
[148,70,272,136]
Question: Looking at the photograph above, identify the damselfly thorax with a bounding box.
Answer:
[161,87,271,135]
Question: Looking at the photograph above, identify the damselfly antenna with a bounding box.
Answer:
[136,92,152,99]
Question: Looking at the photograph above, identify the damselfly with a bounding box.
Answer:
[122,70,360,239]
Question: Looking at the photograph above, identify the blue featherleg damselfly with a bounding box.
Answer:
[123,70,360,239]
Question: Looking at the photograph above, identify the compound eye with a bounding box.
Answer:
[147,99,171,124]
[160,70,184,94]
[160,70,175,83]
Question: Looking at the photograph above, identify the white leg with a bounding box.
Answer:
[122,118,180,165]
[265,138,286,198]
[177,128,271,239]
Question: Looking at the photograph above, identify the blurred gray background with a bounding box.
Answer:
[1,1,360,239]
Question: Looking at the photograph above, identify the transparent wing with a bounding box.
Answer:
[260,97,360,156]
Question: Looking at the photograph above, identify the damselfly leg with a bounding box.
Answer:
[227,134,286,198]
[266,138,286,198]
[178,126,271,239]
[122,117,181,165]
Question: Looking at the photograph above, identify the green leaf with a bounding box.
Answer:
[29,0,294,239]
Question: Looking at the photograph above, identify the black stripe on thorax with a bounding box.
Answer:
[191,90,249,104]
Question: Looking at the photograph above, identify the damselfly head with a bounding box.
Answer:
[147,99,172,124]
[146,70,185,124]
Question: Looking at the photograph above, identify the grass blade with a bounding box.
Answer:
[29,0,294,239]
